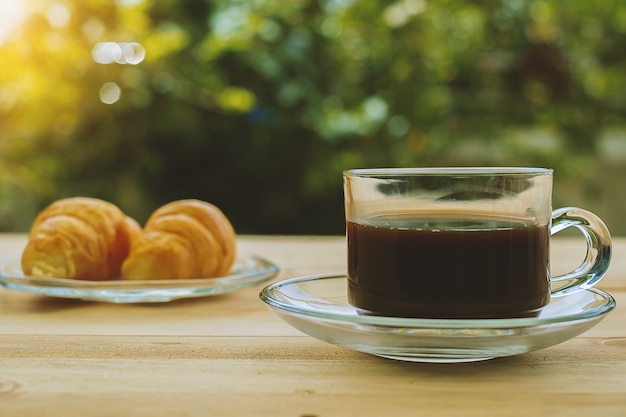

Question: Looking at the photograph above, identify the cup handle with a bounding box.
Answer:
[550,207,612,297]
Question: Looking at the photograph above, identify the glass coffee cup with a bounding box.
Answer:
[344,168,612,319]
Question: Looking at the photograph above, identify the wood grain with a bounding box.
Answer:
[1,235,625,417]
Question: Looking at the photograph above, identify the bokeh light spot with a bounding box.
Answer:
[384,0,426,28]
[93,42,121,64]
[99,82,122,104]
[388,115,411,137]
[363,96,388,122]
[217,87,256,112]
[82,19,106,42]
[47,3,71,28]
[92,42,145,65]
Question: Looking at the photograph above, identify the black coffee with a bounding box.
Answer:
[347,215,550,318]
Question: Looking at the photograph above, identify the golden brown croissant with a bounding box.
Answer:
[121,199,236,280]
[21,197,141,280]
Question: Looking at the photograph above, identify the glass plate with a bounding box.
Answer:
[0,255,279,303]
[260,274,616,363]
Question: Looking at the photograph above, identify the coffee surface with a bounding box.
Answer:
[347,215,550,318]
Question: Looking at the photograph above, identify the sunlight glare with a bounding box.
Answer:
[0,0,29,46]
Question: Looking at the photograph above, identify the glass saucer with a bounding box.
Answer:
[259,274,616,363]
[0,255,279,303]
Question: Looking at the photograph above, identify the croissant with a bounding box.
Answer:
[21,197,141,280]
[121,199,236,280]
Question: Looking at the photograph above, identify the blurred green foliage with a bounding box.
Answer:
[1,0,625,234]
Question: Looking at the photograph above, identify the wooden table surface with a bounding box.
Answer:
[1,234,625,416]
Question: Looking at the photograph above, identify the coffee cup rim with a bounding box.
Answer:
[344,167,553,177]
